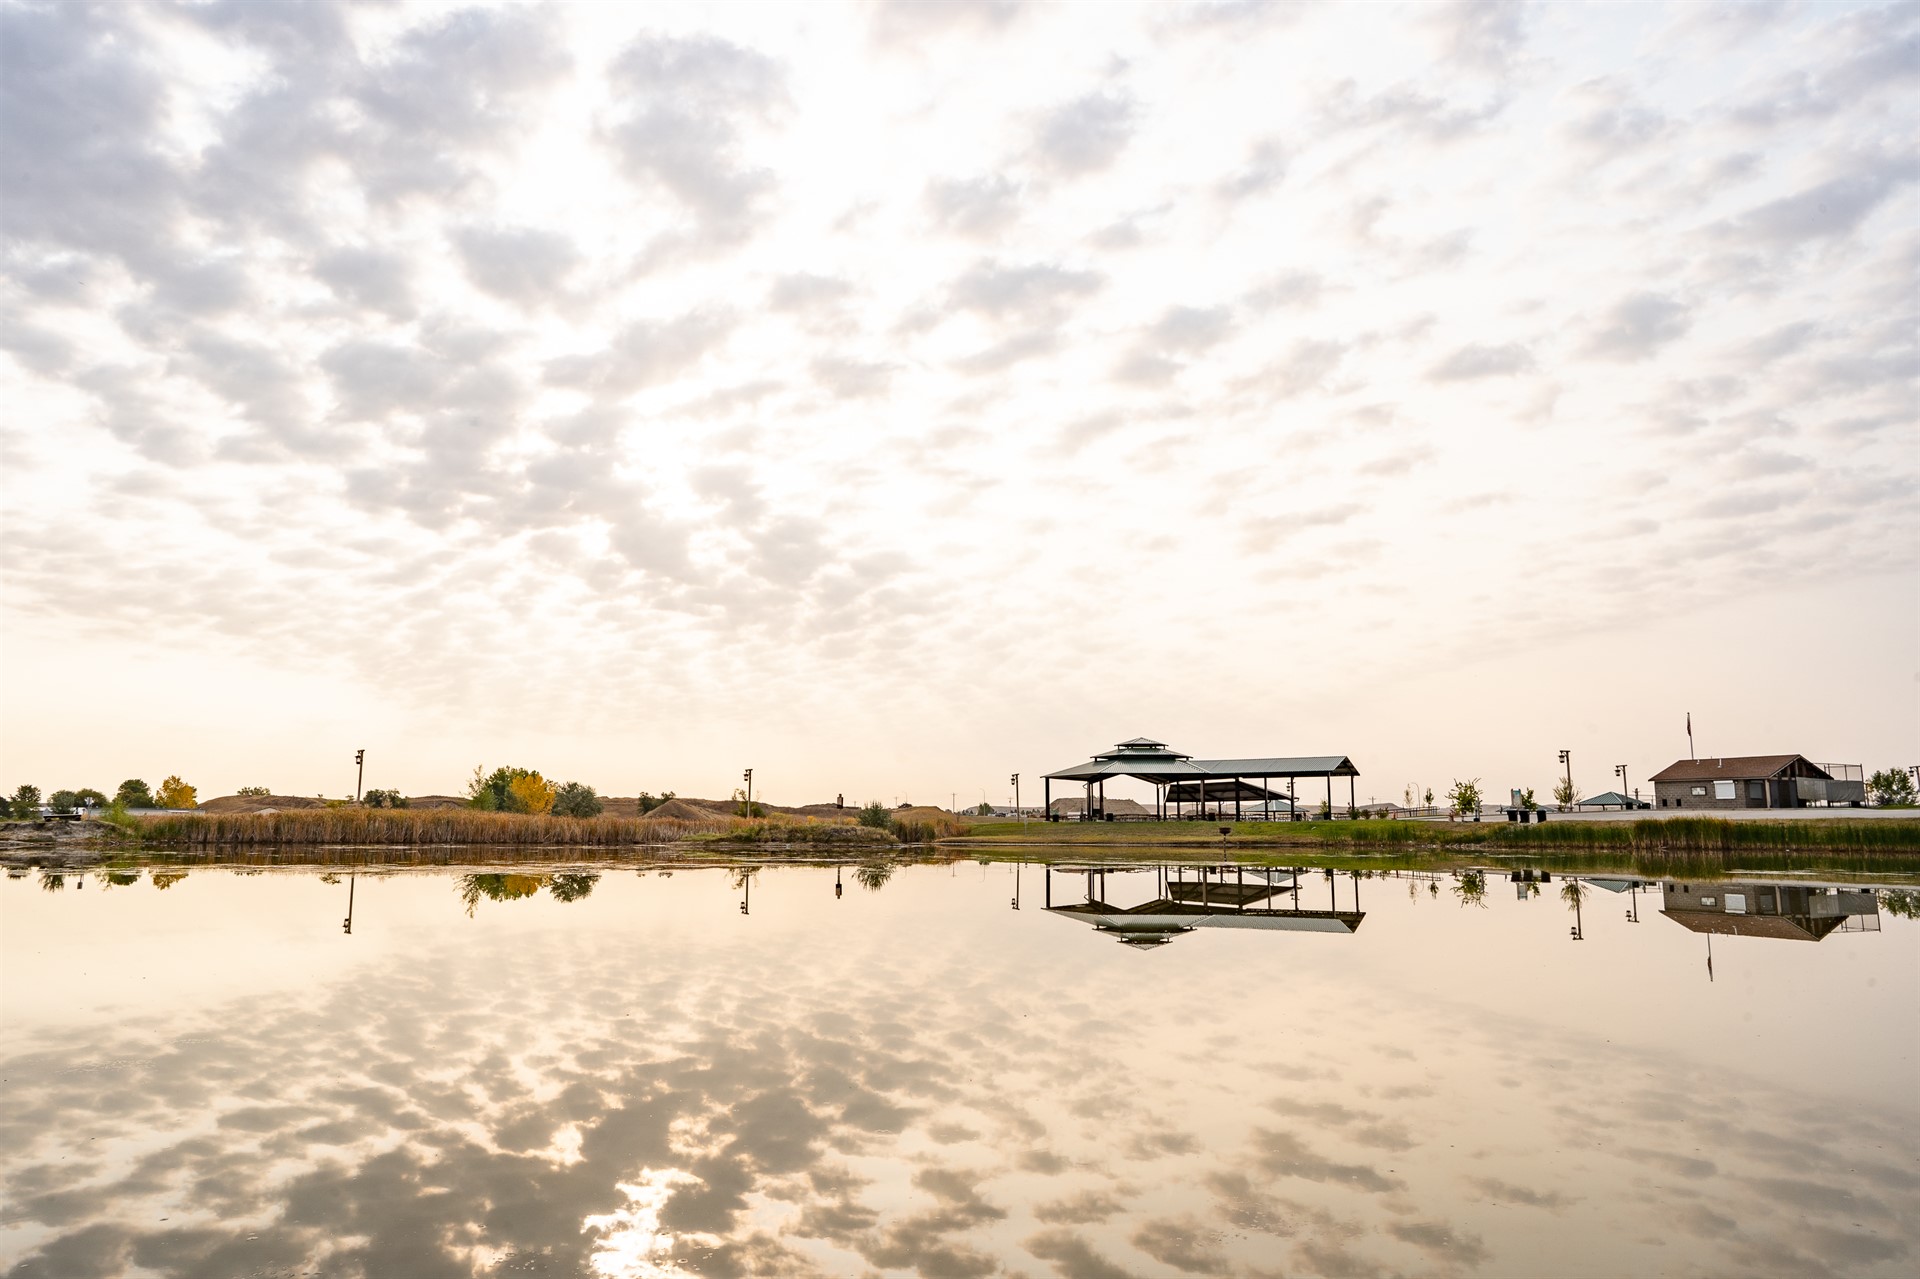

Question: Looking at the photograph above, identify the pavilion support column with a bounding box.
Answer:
[1350,776,1357,819]
[1326,776,1333,820]
[1043,777,1050,820]
[1235,777,1242,821]
[1098,778,1105,820]
[1290,776,1296,821]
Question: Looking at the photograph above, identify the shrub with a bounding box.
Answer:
[115,779,153,808]
[364,789,408,809]
[857,801,892,830]
[9,784,42,817]
[237,785,271,797]
[1869,769,1916,806]
[552,782,604,818]
[636,790,675,814]
[48,789,81,813]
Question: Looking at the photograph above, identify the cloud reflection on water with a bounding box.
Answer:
[0,866,1916,1278]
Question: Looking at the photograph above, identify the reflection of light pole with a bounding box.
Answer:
[740,871,751,915]
[835,866,842,900]
[343,871,355,934]
[1011,862,1020,911]
[1626,882,1640,923]
[355,749,366,802]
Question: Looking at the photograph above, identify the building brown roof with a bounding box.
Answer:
[1647,755,1829,783]
[1659,910,1844,942]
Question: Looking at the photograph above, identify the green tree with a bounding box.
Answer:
[636,790,675,814]
[363,788,408,808]
[74,788,106,808]
[856,801,892,830]
[1518,787,1538,811]
[730,787,764,818]
[115,779,154,808]
[1447,778,1483,819]
[552,782,603,818]
[237,785,271,797]
[9,784,42,817]
[48,790,82,813]
[155,776,197,809]
[974,801,993,816]
[1552,777,1580,811]
[1867,769,1916,806]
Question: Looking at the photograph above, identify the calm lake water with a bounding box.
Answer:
[3,859,1916,1278]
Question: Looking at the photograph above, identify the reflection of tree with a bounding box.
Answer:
[548,873,599,903]
[319,873,341,885]
[1452,870,1488,908]
[853,862,894,892]
[151,870,188,890]
[1560,880,1588,910]
[729,867,759,891]
[1877,889,1919,919]
[39,871,64,892]
[459,873,545,917]
[98,870,139,888]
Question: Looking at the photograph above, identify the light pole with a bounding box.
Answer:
[743,768,753,814]
[1614,763,1628,809]
[1557,749,1572,809]
[354,749,365,803]
[1011,773,1021,828]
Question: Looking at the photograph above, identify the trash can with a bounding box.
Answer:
[1506,809,1520,823]
[1536,810,1547,823]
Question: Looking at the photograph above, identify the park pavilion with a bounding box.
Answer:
[1040,737,1361,820]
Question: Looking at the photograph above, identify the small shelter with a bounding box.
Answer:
[1041,737,1361,820]
[1574,791,1648,811]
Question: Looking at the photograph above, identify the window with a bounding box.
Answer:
[1714,780,1736,800]
[1725,893,1747,914]
[1748,781,1765,800]
[1691,786,1707,796]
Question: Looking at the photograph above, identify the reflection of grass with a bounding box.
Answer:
[953,815,1920,857]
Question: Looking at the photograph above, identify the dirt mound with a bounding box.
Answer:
[405,795,468,810]
[198,794,328,813]
[639,797,734,823]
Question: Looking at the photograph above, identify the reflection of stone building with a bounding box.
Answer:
[1044,864,1364,948]
[1659,881,1880,941]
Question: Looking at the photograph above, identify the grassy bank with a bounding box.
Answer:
[952,816,1920,852]
[133,807,872,848]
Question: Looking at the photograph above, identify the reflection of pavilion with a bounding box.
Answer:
[1659,881,1881,942]
[1044,865,1365,948]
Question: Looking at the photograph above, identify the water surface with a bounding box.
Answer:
[3,860,1915,1278]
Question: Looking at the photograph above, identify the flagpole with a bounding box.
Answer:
[1687,712,1694,761]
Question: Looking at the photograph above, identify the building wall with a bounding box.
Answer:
[1653,778,1782,810]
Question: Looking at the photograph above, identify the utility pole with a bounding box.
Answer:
[354,749,365,802]
[1011,773,1021,829]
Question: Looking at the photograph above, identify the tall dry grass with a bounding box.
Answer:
[137,807,752,847]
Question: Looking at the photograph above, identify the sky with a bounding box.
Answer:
[1,0,1915,808]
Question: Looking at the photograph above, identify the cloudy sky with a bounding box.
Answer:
[2,0,1915,805]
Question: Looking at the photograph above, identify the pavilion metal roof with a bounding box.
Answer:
[1043,743,1359,782]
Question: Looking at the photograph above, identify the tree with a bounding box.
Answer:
[115,779,154,808]
[1552,777,1580,811]
[467,766,553,814]
[1446,778,1483,819]
[507,772,557,815]
[857,801,892,830]
[1518,787,1538,812]
[364,789,408,808]
[155,776,197,809]
[1423,787,1434,807]
[48,790,82,813]
[9,784,41,817]
[74,788,106,808]
[1868,769,1916,807]
[974,801,993,816]
[237,785,271,797]
[552,782,603,818]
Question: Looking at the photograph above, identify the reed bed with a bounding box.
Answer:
[133,807,834,847]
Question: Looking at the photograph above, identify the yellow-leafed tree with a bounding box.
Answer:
[155,775,197,809]
[506,771,556,816]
